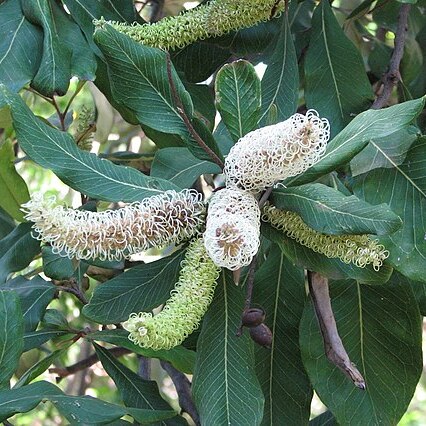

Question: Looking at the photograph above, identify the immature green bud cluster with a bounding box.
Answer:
[123,239,220,350]
[22,190,205,261]
[262,204,389,271]
[97,0,284,51]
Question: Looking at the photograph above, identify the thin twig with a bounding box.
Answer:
[138,355,151,380]
[51,96,66,131]
[308,271,366,389]
[371,3,411,109]
[56,284,88,305]
[165,52,224,170]
[160,361,200,426]
[258,187,274,208]
[63,81,86,119]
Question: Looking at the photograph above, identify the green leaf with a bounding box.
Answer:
[353,137,426,282]
[300,280,422,424]
[0,207,15,239]
[94,343,176,417]
[193,271,264,425]
[0,290,24,388]
[262,223,393,285]
[94,25,221,162]
[83,249,186,324]
[184,83,216,131]
[2,276,56,331]
[42,246,76,280]
[0,222,40,283]
[151,147,222,189]
[309,411,338,425]
[0,85,177,202]
[270,183,402,235]
[88,329,195,374]
[253,248,312,425]
[304,0,374,136]
[215,60,261,142]
[260,14,298,125]
[23,330,71,352]
[286,97,426,187]
[41,309,70,329]
[0,0,43,92]
[0,139,30,221]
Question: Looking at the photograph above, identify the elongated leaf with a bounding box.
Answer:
[271,183,402,235]
[0,222,40,283]
[305,0,373,136]
[88,329,195,374]
[300,280,422,424]
[260,14,298,125]
[262,223,393,284]
[253,248,312,425]
[23,330,71,352]
[215,60,261,142]
[151,147,221,189]
[286,97,426,187]
[0,291,23,388]
[309,411,338,425]
[83,249,186,324]
[0,139,30,221]
[0,207,15,239]
[2,276,56,331]
[42,246,76,280]
[0,85,177,202]
[353,137,426,282]
[94,343,176,418]
[193,271,264,425]
[0,0,42,92]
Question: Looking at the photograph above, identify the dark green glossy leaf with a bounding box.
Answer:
[309,411,338,425]
[253,248,312,425]
[0,290,23,388]
[23,330,71,352]
[305,0,373,136]
[83,249,186,324]
[300,280,422,424]
[215,60,261,142]
[184,83,216,130]
[0,207,15,239]
[0,222,40,283]
[0,139,30,221]
[42,246,76,280]
[41,309,69,329]
[271,183,402,235]
[88,329,195,374]
[151,147,222,189]
[193,271,264,425]
[0,85,177,202]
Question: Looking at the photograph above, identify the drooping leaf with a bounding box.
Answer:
[286,97,426,187]
[83,249,186,324]
[260,13,298,125]
[0,139,30,221]
[300,280,422,425]
[270,183,402,235]
[193,271,264,425]
[304,0,374,136]
[0,0,43,92]
[151,147,222,189]
[353,137,426,282]
[215,60,261,142]
[0,222,40,283]
[0,85,177,202]
[0,290,24,388]
[23,330,71,352]
[253,248,312,425]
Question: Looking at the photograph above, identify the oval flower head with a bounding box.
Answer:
[21,190,205,261]
[224,110,330,192]
[123,238,220,350]
[204,188,261,270]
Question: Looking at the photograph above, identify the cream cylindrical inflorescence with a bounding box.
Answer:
[21,190,206,261]
[224,110,330,193]
[98,0,284,51]
[203,188,261,270]
[262,204,389,271]
[123,238,220,350]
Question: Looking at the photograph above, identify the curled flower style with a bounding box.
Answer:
[262,204,389,271]
[96,0,284,51]
[204,189,261,270]
[224,110,330,192]
[123,239,220,350]
[21,190,206,261]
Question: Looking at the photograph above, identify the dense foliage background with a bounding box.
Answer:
[0,0,425,424]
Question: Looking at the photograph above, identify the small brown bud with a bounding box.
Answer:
[249,323,272,349]
[242,307,265,328]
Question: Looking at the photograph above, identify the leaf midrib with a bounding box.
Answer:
[0,15,25,66]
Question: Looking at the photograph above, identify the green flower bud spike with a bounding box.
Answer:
[95,0,284,51]
[262,204,389,271]
[123,238,221,350]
